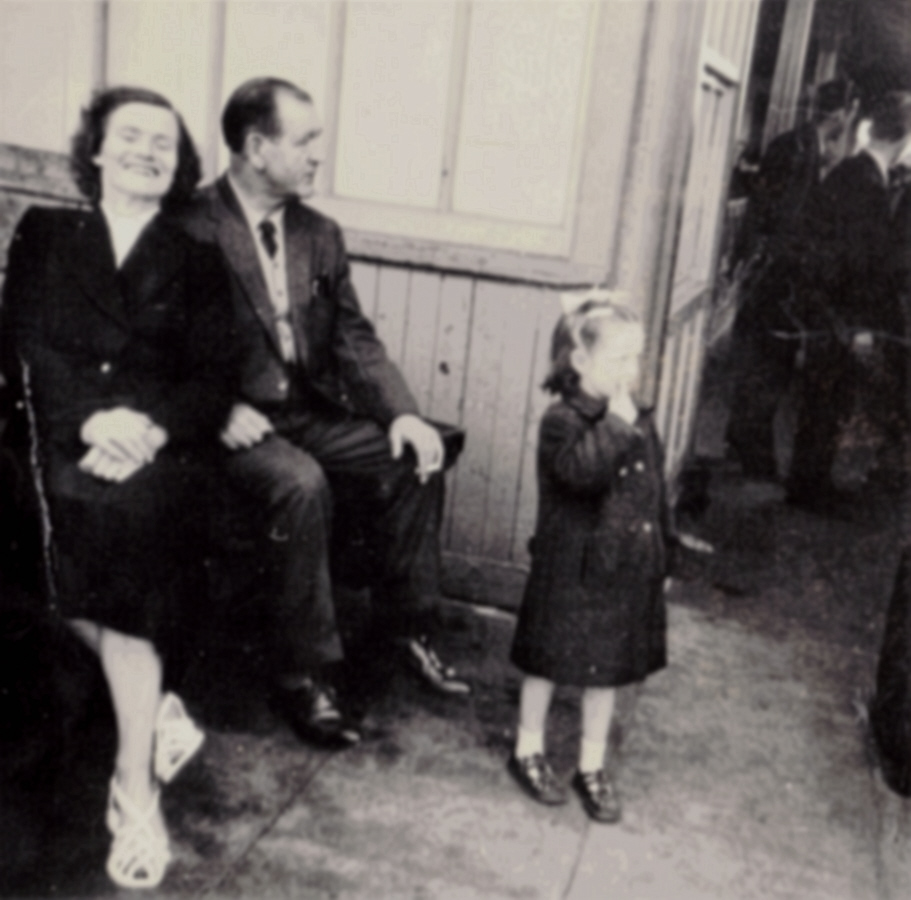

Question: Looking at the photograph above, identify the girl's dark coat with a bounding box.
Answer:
[510,391,672,687]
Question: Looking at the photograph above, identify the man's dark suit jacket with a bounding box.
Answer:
[182,176,419,427]
[796,151,902,337]
[1,206,238,463]
[735,123,823,333]
[738,122,822,263]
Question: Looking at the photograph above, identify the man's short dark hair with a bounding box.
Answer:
[221,78,314,154]
[868,91,911,143]
[70,85,202,212]
[813,80,851,121]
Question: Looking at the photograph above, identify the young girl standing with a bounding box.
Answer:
[508,294,673,823]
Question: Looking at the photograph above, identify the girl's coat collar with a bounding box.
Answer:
[565,390,653,422]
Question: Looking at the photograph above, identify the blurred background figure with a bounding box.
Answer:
[725,79,855,481]
[785,89,911,511]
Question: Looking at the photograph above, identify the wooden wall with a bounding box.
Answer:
[349,260,561,602]
[651,0,761,483]
[0,0,767,610]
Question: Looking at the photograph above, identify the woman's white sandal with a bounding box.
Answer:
[105,779,172,890]
[155,692,205,783]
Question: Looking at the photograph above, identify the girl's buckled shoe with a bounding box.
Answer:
[572,768,622,823]
[507,753,567,806]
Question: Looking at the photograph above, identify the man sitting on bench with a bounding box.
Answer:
[183,77,469,750]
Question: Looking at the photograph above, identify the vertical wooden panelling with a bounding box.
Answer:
[349,261,379,321]
[447,281,508,556]
[676,309,708,469]
[705,1,725,54]
[510,291,562,566]
[670,320,697,467]
[656,327,681,444]
[427,275,474,551]
[372,267,410,366]
[428,275,473,428]
[721,2,739,60]
[400,271,443,414]
[703,0,757,64]
[480,286,540,561]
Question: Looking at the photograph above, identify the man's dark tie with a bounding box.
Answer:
[888,165,911,218]
[259,220,278,259]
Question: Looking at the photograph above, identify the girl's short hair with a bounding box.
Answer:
[70,86,202,212]
[543,297,642,396]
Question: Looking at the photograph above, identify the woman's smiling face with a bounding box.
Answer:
[93,102,179,205]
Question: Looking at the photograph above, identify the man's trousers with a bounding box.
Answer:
[222,407,445,678]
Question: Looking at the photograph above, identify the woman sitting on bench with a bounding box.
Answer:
[0,86,238,890]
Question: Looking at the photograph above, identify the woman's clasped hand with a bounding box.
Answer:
[78,407,168,481]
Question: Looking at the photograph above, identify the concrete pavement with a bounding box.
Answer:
[4,464,911,899]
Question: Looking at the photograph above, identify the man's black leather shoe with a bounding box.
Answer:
[271,678,361,748]
[401,635,471,695]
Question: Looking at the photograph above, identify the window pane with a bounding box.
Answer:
[0,1,96,153]
[334,1,456,209]
[220,1,334,175]
[107,0,219,159]
[452,1,592,226]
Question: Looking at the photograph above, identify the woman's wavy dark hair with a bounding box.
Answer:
[543,297,642,397]
[70,86,202,211]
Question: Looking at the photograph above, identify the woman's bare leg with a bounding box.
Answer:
[97,626,163,819]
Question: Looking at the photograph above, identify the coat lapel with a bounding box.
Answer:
[212,176,285,359]
[65,209,127,327]
[118,214,187,311]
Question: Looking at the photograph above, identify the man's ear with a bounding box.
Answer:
[244,132,267,170]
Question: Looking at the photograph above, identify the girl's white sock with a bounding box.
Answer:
[579,737,606,774]
[515,726,544,759]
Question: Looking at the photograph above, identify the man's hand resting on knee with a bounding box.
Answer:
[220,403,275,450]
[389,414,444,484]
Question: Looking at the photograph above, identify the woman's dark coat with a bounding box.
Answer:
[0,206,238,638]
[510,391,671,687]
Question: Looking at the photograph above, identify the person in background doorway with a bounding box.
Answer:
[725,80,855,480]
[785,89,911,511]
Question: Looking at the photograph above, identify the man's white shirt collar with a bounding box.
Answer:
[862,144,893,184]
[227,173,286,237]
